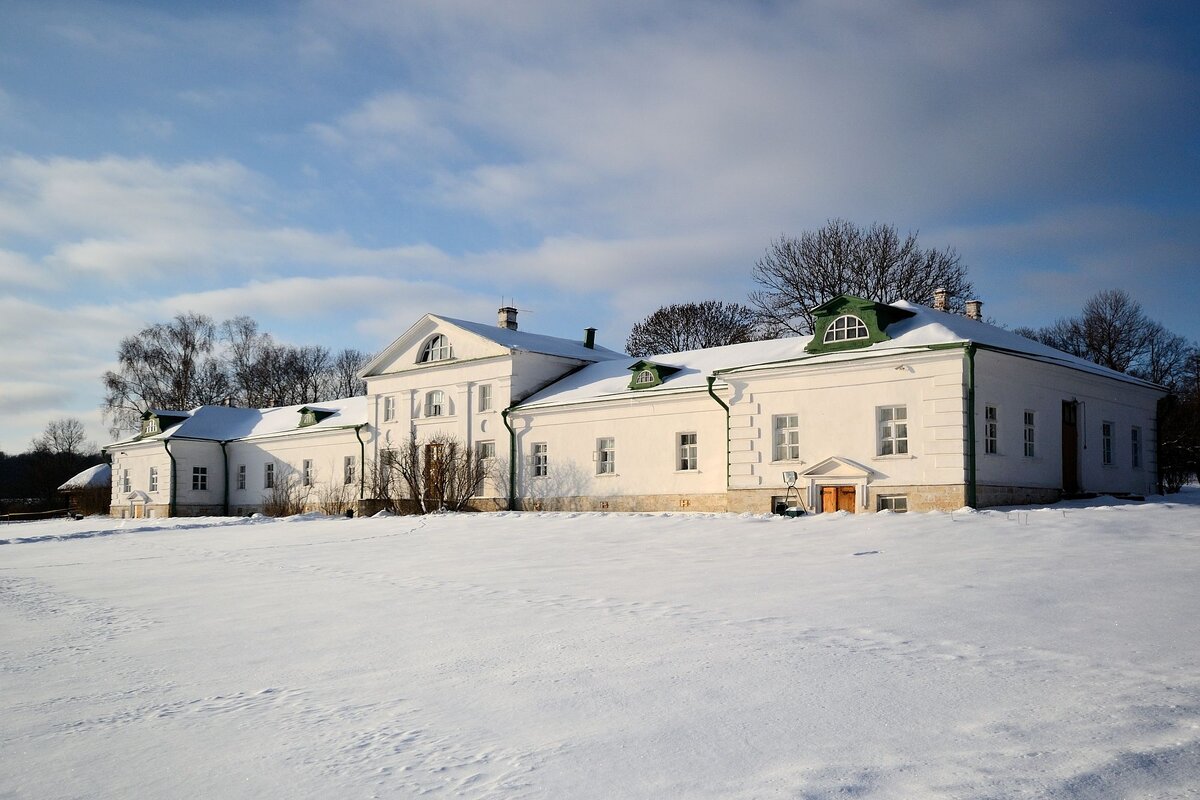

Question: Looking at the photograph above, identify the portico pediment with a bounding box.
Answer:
[800,456,874,479]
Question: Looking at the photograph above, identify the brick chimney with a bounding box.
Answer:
[498,306,518,330]
[965,300,983,321]
[933,287,949,312]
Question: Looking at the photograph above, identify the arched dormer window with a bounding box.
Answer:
[823,314,870,343]
[635,370,656,385]
[425,390,446,417]
[419,334,453,363]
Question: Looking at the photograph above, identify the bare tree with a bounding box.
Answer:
[626,300,762,357]
[31,418,91,455]
[395,432,485,513]
[326,348,370,399]
[103,312,228,432]
[750,220,973,335]
[262,470,311,517]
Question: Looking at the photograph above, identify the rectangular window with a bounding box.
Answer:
[383,395,395,422]
[773,414,800,461]
[264,462,275,489]
[878,405,909,455]
[984,405,998,455]
[425,390,445,417]
[478,384,492,412]
[678,432,698,471]
[121,469,131,493]
[1131,426,1142,469]
[381,449,397,470]
[596,437,615,475]
[532,443,548,478]
[236,464,246,490]
[476,440,496,461]
[149,466,158,493]
[878,495,908,513]
[1102,421,1114,466]
[1023,410,1036,457]
[302,459,313,487]
[192,466,208,491]
[344,455,356,485]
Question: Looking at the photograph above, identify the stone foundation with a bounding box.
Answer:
[975,484,1062,508]
[515,493,728,513]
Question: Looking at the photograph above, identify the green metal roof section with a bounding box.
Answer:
[804,295,917,354]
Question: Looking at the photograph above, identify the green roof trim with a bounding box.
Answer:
[626,359,681,390]
[805,295,916,354]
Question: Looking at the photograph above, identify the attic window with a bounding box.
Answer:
[300,410,317,427]
[626,360,680,390]
[823,315,870,343]
[298,406,335,428]
[142,416,160,435]
[419,334,453,363]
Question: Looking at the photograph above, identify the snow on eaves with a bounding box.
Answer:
[516,299,1160,409]
[436,315,627,362]
[105,396,368,448]
[57,463,111,491]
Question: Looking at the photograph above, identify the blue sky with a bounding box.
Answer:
[2,0,1198,453]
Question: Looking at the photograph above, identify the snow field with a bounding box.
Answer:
[2,496,1199,798]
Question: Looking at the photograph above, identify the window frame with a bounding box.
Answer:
[1131,426,1142,469]
[677,432,698,471]
[1102,421,1115,466]
[596,437,616,475]
[476,440,496,461]
[877,495,909,513]
[531,442,548,478]
[192,466,208,492]
[478,384,492,412]
[383,395,395,422]
[236,464,246,491]
[264,462,275,489]
[149,466,158,493]
[344,455,356,486]
[1023,410,1036,458]
[984,404,999,455]
[121,469,131,493]
[302,459,313,487]
[425,390,446,418]
[419,334,453,363]
[878,405,909,456]
[823,314,870,343]
[773,414,800,462]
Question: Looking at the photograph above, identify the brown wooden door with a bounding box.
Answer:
[423,443,444,502]
[821,486,856,513]
[1061,401,1079,494]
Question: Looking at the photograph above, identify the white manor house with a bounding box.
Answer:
[106,294,1164,517]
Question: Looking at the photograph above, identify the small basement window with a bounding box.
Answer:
[878,495,908,513]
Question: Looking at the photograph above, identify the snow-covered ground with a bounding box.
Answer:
[3,495,1199,799]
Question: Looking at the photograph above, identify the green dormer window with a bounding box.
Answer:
[805,295,916,354]
[137,409,188,439]
[627,360,681,390]
[298,406,336,428]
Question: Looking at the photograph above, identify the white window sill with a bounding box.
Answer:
[872,453,915,461]
[595,472,619,478]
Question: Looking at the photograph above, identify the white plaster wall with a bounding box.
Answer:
[973,350,1161,496]
[107,441,173,514]
[509,392,728,503]
[170,439,227,509]
[733,349,968,506]
[226,429,365,511]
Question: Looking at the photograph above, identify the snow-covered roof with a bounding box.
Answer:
[57,463,111,491]
[106,396,368,447]
[435,315,627,362]
[516,298,1160,409]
